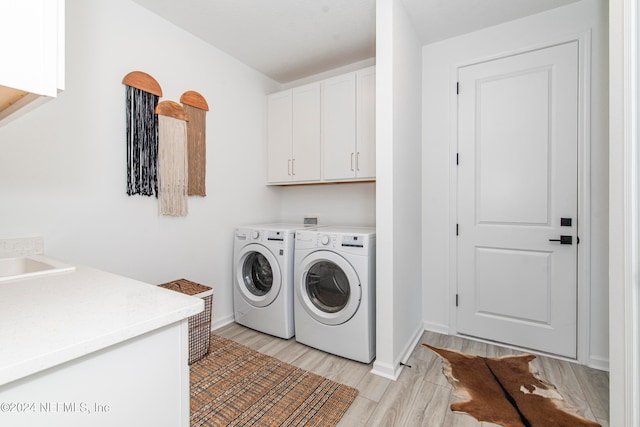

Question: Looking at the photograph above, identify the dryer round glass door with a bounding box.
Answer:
[306,261,349,313]
[236,244,281,307]
[297,250,361,325]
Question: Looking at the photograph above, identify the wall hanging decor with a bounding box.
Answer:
[122,71,162,197]
[156,100,189,216]
[180,91,209,196]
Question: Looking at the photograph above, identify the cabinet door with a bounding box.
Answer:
[322,73,356,181]
[291,83,321,182]
[356,67,376,179]
[0,0,61,97]
[267,90,293,183]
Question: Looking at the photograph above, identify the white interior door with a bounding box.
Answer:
[457,42,579,358]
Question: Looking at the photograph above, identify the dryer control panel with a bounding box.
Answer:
[314,233,369,251]
[342,235,364,248]
[295,228,375,253]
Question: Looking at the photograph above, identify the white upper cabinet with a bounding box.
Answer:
[355,67,376,179]
[0,0,65,124]
[291,83,321,182]
[322,66,376,182]
[266,65,375,185]
[267,90,294,183]
[267,83,321,184]
[322,73,356,181]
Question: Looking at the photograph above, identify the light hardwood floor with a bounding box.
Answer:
[214,323,609,427]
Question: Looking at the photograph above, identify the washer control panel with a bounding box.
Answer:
[267,231,284,241]
[235,229,286,243]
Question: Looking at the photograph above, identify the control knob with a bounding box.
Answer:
[251,231,260,239]
[320,235,330,245]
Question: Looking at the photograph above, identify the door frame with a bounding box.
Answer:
[448,32,592,364]
[610,0,640,424]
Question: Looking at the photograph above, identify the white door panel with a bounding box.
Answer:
[323,73,356,180]
[457,42,579,358]
[292,84,321,182]
[475,247,551,324]
[356,67,376,179]
[267,91,292,183]
[477,68,551,225]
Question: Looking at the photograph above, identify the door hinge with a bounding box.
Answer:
[456,82,459,95]
[456,224,459,236]
[456,294,459,307]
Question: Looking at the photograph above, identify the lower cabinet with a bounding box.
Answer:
[0,321,191,427]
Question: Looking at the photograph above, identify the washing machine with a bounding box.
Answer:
[293,226,376,363]
[233,223,311,339]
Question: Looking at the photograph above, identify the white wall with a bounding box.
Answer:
[278,183,376,227]
[390,0,423,370]
[421,0,609,368]
[373,0,423,380]
[0,0,281,328]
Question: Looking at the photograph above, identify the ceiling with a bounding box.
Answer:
[132,0,582,84]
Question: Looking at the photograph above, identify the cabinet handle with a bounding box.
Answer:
[288,159,292,176]
[351,153,355,171]
[292,158,295,175]
[356,152,360,171]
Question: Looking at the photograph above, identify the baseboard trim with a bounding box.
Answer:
[371,324,424,381]
[587,355,610,372]
[401,324,425,364]
[423,321,449,335]
[211,314,235,331]
[371,360,400,380]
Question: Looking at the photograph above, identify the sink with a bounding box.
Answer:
[0,255,76,282]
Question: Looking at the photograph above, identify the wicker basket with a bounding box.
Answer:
[159,279,213,364]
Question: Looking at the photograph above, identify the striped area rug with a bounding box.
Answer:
[190,334,359,426]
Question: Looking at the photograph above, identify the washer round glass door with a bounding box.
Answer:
[298,250,361,325]
[236,244,281,307]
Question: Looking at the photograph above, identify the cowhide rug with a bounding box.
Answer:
[423,345,601,427]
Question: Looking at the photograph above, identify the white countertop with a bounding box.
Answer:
[0,265,204,387]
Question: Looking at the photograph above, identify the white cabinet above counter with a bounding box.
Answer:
[267,66,375,185]
[0,0,65,126]
[323,67,376,182]
[267,84,321,184]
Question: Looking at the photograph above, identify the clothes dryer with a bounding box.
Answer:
[293,226,376,363]
[233,223,310,339]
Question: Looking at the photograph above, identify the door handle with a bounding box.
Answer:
[549,235,573,245]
